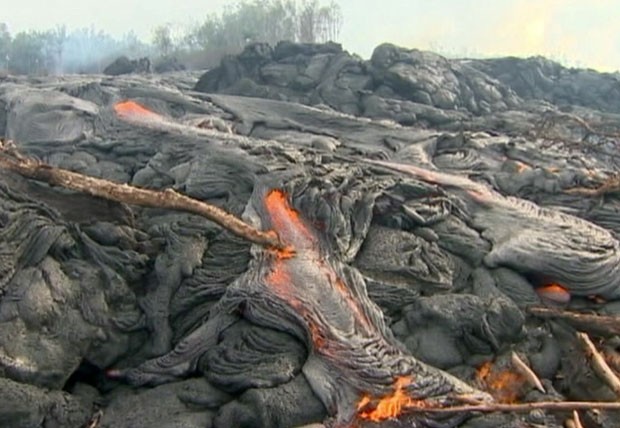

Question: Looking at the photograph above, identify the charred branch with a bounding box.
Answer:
[0,139,285,251]
[425,399,620,414]
[511,351,545,393]
[576,332,620,398]
[565,172,620,197]
[566,410,585,428]
[527,306,620,337]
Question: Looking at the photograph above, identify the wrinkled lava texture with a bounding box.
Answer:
[2,42,620,428]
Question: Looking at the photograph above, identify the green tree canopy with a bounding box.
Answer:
[191,0,342,52]
[9,31,46,75]
[0,23,12,70]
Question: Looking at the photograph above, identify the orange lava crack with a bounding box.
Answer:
[113,100,162,120]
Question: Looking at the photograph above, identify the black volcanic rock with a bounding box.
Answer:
[194,41,620,132]
[471,56,620,113]
[195,41,526,125]
[3,41,620,427]
[369,43,521,114]
[103,55,151,75]
[153,56,186,73]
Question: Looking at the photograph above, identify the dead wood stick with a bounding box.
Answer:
[564,174,620,197]
[511,351,545,393]
[0,140,284,250]
[422,400,620,414]
[527,306,620,336]
[570,410,585,428]
[576,332,620,398]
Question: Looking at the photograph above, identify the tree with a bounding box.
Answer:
[186,0,343,54]
[48,25,68,73]
[297,0,342,43]
[9,31,45,75]
[0,23,10,70]
[152,24,174,57]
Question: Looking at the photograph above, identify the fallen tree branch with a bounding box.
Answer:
[527,306,620,336]
[564,173,620,197]
[566,410,584,428]
[577,332,620,398]
[0,140,284,250]
[511,351,545,393]
[424,400,620,414]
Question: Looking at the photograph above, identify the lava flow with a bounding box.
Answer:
[109,187,491,426]
[262,189,375,343]
[113,100,163,121]
[535,282,571,303]
[258,189,474,425]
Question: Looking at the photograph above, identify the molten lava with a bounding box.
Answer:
[476,361,526,403]
[263,189,374,337]
[264,189,316,250]
[257,188,485,425]
[535,282,570,303]
[357,376,430,422]
[113,100,162,120]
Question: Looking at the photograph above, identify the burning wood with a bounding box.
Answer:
[475,360,526,404]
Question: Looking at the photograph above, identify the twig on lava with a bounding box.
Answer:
[577,332,620,398]
[527,306,620,336]
[0,139,285,250]
[533,111,620,168]
[564,172,620,197]
[536,111,620,140]
[566,410,584,428]
[84,409,103,428]
[423,400,620,414]
[511,351,545,393]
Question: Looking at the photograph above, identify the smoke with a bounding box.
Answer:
[4,0,620,72]
[340,0,620,71]
[60,28,152,74]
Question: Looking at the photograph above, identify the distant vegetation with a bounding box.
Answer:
[0,0,342,76]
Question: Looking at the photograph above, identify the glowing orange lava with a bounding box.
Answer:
[535,282,570,303]
[264,189,315,247]
[113,100,162,120]
[476,361,525,403]
[357,376,429,422]
[515,161,530,173]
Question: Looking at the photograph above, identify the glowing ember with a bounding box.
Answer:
[535,282,570,304]
[357,376,430,422]
[476,361,525,403]
[113,100,162,120]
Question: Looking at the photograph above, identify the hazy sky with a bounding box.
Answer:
[3,0,618,71]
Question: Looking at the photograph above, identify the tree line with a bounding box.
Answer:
[0,0,342,76]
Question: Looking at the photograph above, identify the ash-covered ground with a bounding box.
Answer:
[1,42,620,428]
